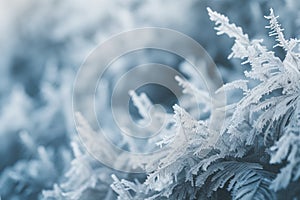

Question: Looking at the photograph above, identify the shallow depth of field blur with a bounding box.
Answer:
[0,0,299,199]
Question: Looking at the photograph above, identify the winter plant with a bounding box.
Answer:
[110,8,300,200]
[1,1,300,200]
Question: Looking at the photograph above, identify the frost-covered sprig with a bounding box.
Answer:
[195,161,276,200]
[265,8,292,52]
[175,76,212,114]
[112,76,251,199]
[112,99,276,199]
[209,8,300,151]
[42,140,116,200]
[209,7,300,194]
[269,100,300,191]
[112,8,300,200]
[112,103,218,199]
[0,131,68,200]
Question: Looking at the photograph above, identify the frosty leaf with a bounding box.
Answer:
[265,8,289,51]
[269,100,300,191]
[43,139,117,200]
[111,174,133,200]
[207,8,250,60]
[129,90,153,121]
[115,7,300,200]
[215,80,249,94]
[209,7,300,155]
[196,161,275,200]
[175,76,211,104]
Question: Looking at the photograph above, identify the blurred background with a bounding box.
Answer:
[0,0,299,199]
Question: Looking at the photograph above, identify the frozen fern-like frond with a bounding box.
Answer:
[265,8,290,51]
[43,141,116,200]
[265,9,300,79]
[269,99,300,191]
[175,76,212,113]
[207,7,250,60]
[129,90,173,134]
[111,174,134,200]
[196,161,276,200]
[208,7,284,77]
[0,131,67,200]
[144,105,208,188]
[111,174,151,200]
[215,80,249,95]
[209,7,300,195]
[129,90,153,121]
[209,8,300,153]
[119,105,219,200]
[114,7,300,200]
